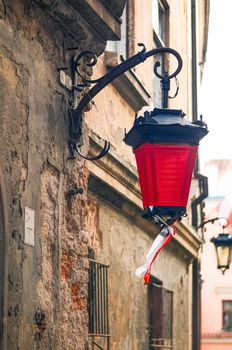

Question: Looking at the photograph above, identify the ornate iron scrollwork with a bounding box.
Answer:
[68,44,183,160]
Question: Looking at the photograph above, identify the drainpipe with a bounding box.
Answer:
[191,0,209,230]
[191,2,208,350]
[192,258,201,350]
[191,0,198,123]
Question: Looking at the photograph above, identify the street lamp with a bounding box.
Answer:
[67,44,208,226]
[124,107,207,224]
[211,233,232,274]
[198,217,232,274]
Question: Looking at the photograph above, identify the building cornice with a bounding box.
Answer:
[70,0,123,39]
[34,0,126,55]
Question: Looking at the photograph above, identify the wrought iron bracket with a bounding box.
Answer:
[197,217,229,230]
[64,43,183,160]
[153,214,183,229]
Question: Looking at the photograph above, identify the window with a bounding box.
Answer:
[107,4,128,59]
[152,0,169,108]
[88,258,110,350]
[105,3,151,111]
[148,276,173,349]
[223,300,232,331]
[152,0,169,46]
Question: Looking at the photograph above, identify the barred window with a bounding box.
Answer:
[88,259,110,350]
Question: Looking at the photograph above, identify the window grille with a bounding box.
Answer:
[88,259,110,350]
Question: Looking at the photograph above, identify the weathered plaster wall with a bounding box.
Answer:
[0,1,92,348]
[85,53,137,167]
[87,196,191,350]
[0,0,207,349]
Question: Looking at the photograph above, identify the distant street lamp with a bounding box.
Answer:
[68,44,208,226]
[211,233,232,274]
[198,217,232,274]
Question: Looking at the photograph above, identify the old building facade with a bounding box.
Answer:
[201,160,232,350]
[0,1,209,349]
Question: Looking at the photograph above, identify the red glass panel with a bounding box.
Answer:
[134,144,198,208]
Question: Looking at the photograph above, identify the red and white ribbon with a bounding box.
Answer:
[135,225,176,284]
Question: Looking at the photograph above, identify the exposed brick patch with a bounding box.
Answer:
[71,283,87,310]
[37,165,89,347]
[60,254,76,281]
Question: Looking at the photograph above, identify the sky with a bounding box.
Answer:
[199,0,232,164]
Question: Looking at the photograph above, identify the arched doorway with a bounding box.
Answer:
[0,185,7,349]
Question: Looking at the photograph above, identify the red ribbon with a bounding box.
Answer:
[143,226,176,284]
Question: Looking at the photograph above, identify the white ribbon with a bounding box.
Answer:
[135,225,175,279]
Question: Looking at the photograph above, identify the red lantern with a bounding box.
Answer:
[124,108,208,222]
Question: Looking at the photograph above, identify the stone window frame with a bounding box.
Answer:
[152,0,170,48]
[104,1,151,112]
[152,0,170,108]
[106,2,129,59]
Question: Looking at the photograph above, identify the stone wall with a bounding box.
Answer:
[87,195,191,350]
[0,1,207,349]
[0,1,96,348]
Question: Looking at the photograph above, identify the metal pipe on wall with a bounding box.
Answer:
[191,2,201,350]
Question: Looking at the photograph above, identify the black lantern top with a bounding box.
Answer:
[211,233,232,247]
[124,108,208,149]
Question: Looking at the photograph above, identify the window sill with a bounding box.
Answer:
[202,332,232,341]
[104,51,151,112]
